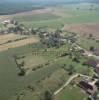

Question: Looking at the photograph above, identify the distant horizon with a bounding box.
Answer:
[0,0,99,3]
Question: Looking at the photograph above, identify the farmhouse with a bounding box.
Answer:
[2,19,11,24]
[93,51,99,56]
[79,81,97,95]
[83,59,99,75]
[94,63,99,74]
[83,59,99,68]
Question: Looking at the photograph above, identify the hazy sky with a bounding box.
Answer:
[0,0,98,3]
[1,0,94,1]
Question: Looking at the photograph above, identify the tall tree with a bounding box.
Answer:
[44,90,53,100]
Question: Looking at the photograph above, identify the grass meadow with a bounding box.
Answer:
[0,42,69,100]
[54,85,88,100]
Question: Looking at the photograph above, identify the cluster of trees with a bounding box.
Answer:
[76,4,98,11]
[0,20,34,35]
[44,91,53,100]
[14,55,26,76]
[8,23,29,35]
[69,46,82,63]
[1,20,49,36]
[62,64,76,75]
[40,29,64,48]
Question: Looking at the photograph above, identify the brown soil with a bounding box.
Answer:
[63,23,99,38]
[0,36,39,52]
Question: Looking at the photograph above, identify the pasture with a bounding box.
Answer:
[16,54,54,74]
[0,42,70,100]
[0,42,93,100]
[54,85,88,100]
[13,13,59,22]
[11,68,70,100]
[78,37,99,50]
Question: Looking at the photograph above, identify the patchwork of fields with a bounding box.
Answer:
[0,34,39,52]
[0,42,70,100]
[0,33,27,44]
[13,3,99,28]
[0,2,99,100]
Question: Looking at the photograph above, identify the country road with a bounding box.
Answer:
[54,73,98,96]
[54,74,79,95]
[74,43,99,60]
[53,42,99,96]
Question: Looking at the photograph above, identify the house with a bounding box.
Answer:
[83,59,98,68]
[79,81,97,95]
[93,51,99,56]
[83,60,99,74]
[2,20,11,24]
[94,64,99,74]
[83,51,93,57]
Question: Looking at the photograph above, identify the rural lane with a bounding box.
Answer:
[54,74,79,95]
[54,73,98,96]
[74,43,99,60]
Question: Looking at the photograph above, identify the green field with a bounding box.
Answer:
[0,42,69,100]
[78,37,99,50]
[0,2,99,100]
[54,85,88,100]
[11,68,70,100]
[0,41,92,100]
[12,3,99,28]
[13,13,60,22]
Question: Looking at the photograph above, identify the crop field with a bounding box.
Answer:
[64,23,99,50]
[9,3,99,28]
[0,33,27,44]
[1,3,99,28]
[0,35,39,52]
[13,13,59,22]
[0,2,99,100]
[64,23,99,38]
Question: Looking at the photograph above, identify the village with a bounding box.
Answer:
[0,18,99,100]
[0,1,99,100]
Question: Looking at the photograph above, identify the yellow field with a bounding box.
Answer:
[0,33,27,44]
[0,35,39,52]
